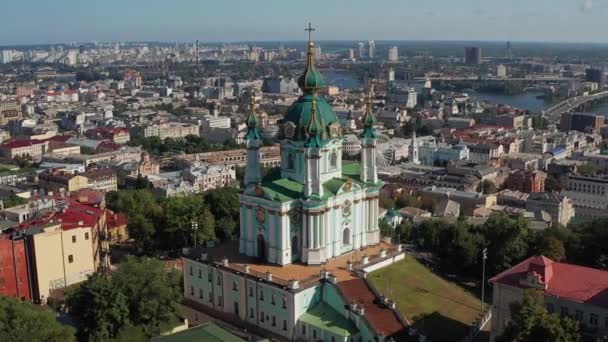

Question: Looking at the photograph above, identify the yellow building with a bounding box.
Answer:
[39,170,88,193]
[30,223,96,302]
[17,195,109,303]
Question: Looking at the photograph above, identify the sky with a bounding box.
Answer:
[0,0,606,45]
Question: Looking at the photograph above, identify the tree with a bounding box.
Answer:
[127,214,157,253]
[66,274,130,341]
[475,213,530,275]
[535,235,566,261]
[379,194,395,209]
[197,207,217,243]
[0,296,75,342]
[544,175,563,192]
[111,325,147,342]
[478,180,498,194]
[498,289,580,342]
[161,195,207,249]
[203,187,239,239]
[577,163,597,177]
[379,219,393,238]
[111,257,182,337]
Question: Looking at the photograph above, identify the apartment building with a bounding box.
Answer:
[490,256,608,340]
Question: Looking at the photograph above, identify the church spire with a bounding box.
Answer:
[304,93,325,148]
[298,23,324,92]
[244,93,261,141]
[360,84,378,140]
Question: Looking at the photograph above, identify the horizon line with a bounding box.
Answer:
[3,38,608,49]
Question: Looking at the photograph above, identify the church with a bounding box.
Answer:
[239,34,382,266]
[182,28,408,342]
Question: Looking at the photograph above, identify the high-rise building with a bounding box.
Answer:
[1,50,13,64]
[464,46,481,65]
[358,42,366,59]
[497,64,507,77]
[387,46,398,62]
[347,48,355,60]
[560,112,605,134]
[387,68,395,82]
[368,40,376,59]
[586,68,606,88]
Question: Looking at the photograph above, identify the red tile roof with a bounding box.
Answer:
[16,197,104,232]
[336,278,408,337]
[489,256,608,308]
[107,212,128,230]
[1,139,46,149]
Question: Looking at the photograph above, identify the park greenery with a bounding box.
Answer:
[106,186,240,254]
[497,289,580,342]
[369,257,486,341]
[0,296,76,342]
[128,134,241,155]
[381,212,608,279]
[66,257,181,341]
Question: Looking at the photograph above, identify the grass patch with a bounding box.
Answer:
[368,257,486,342]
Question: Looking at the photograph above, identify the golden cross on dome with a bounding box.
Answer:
[305,22,316,42]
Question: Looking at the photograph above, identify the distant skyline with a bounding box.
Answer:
[0,0,606,45]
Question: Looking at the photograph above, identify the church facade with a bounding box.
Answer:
[238,39,382,266]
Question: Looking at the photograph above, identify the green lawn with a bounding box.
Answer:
[368,257,486,342]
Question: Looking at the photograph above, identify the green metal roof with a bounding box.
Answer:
[299,302,358,337]
[285,93,339,142]
[258,163,364,202]
[152,323,245,342]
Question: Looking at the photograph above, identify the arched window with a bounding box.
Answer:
[330,151,338,169]
[291,235,299,255]
[288,153,295,169]
[343,227,350,246]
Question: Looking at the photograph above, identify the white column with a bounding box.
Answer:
[303,213,308,248]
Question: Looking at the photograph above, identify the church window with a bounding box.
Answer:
[208,271,212,282]
[198,269,202,279]
[250,308,254,319]
[330,151,338,169]
[291,235,299,255]
[217,275,222,285]
[282,296,287,309]
[232,281,238,291]
[189,286,194,296]
[249,287,253,297]
[283,320,287,331]
[199,288,203,299]
[343,227,351,246]
[288,153,295,169]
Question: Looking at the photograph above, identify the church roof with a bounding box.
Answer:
[284,29,339,144]
[258,162,363,202]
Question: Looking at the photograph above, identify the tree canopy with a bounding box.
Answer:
[498,289,579,342]
[106,187,239,254]
[0,296,75,342]
[67,257,181,341]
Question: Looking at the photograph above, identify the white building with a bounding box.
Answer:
[182,163,236,192]
[368,40,375,59]
[388,46,398,62]
[497,64,507,78]
[1,50,13,64]
[419,140,470,166]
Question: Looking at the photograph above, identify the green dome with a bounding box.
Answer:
[298,42,324,91]
[285,93,339,140]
